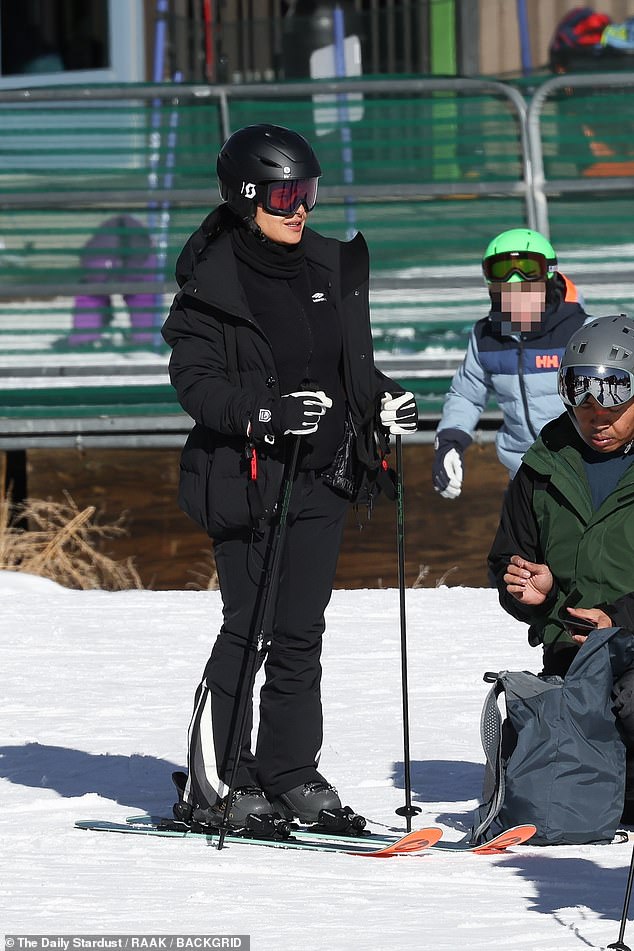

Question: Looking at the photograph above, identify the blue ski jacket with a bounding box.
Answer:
[435,274,591,477]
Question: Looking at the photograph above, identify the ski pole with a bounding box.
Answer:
[393,435,422,832]
[217,435,302,850]
[609,838,634,951]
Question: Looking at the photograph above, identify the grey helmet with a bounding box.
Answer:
[558,314,634,421]
[561,314,634,373]
[216,123,321,221]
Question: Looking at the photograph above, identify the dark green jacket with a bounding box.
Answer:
[488,412,634,671]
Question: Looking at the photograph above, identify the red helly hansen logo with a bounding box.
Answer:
[535,354,560,369]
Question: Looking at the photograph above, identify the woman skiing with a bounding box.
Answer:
[162,123,417,829]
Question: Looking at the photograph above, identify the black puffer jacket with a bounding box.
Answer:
[162,208,398,537]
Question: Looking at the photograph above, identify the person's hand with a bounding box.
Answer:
[503,555,554,605]
[379,391,418,435]
[564,606,613,644]
[279,390,333,435]
[432,428,472,500]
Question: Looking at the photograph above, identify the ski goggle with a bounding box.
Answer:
[482,251,555,283]
[259,178,319,216]
[558,364,634,408]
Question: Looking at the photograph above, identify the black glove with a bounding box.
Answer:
[379,391,418,434]
[432,428,472,500]
[277,390,333,435]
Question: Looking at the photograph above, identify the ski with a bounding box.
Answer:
[126,814,536,852]
[125,813,415,848]
[428,824,537,853]
[75,818,443,857]
[76,815,536,856]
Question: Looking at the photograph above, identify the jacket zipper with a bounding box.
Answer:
[518,337,539,442]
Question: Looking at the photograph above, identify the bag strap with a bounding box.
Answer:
[469,674,507,844]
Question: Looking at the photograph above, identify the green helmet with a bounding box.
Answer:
[482,228,558,284]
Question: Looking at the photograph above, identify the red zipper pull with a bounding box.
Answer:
[250,446,258,481]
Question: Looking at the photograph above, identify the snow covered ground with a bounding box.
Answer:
[1,572,632,951]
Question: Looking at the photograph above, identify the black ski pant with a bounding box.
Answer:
[186,471,349,807]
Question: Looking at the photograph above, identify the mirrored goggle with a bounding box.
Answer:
[260,178,319,216]
[483,251,553,283]
[558,364,634,408]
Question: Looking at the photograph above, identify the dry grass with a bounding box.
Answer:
[411,564,460,588]
[185,549,220,591]
[0,491,143,590]
[377,563,459,588]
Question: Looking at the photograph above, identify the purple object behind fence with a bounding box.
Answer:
[70,214,157,348]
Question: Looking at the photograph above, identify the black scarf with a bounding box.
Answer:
[231,225,305,279]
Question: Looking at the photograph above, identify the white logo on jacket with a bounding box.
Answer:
[258,409,272,423]
[312,292,326,303]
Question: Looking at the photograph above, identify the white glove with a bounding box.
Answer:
[436,448,463,500]
[380,391,418,434]
[280,390,333,435]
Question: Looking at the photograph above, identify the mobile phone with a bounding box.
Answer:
[557,606,597,636]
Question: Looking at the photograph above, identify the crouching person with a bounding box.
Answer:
[488,314,634,827]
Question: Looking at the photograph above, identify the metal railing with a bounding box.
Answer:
[0,76,531,203]
[527,71,634,238]
[1,72,634,446]
[0,77,531,300]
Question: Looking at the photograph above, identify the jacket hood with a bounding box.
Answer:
[175,204,239,288]
[174,205,350,290]
[169,211,368,334]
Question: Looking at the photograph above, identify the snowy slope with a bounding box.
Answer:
[1,573,630,951]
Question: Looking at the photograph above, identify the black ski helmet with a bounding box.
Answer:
[216,123,322,220]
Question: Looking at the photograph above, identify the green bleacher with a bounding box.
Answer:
[0,75,633,443]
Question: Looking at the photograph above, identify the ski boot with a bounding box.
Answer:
[194,786,276,828]
[272,780,367,834]
[170,771,290,839]
[195,787,291,840]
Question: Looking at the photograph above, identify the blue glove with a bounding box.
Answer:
[432,428,472,500]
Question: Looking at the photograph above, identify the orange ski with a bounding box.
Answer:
[361,826,443,857]
[430,824,537,854]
